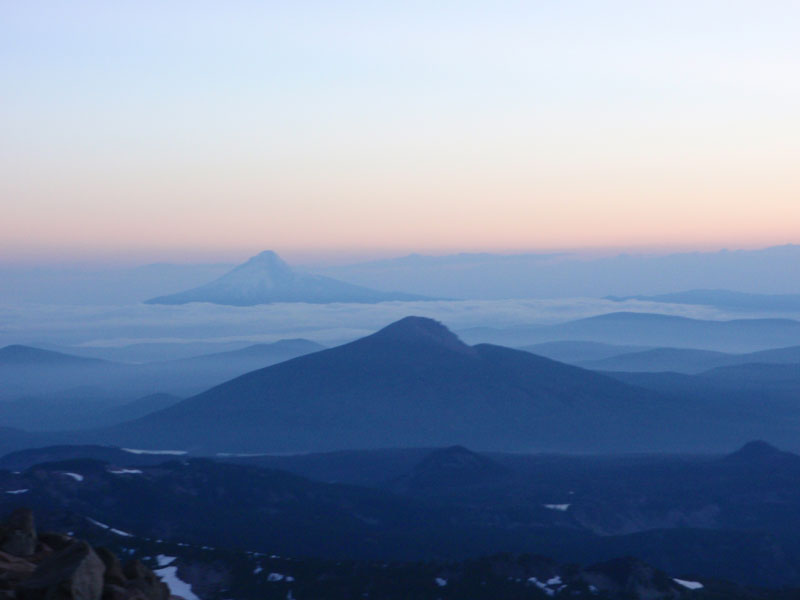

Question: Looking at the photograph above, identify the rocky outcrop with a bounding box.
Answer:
[0,510,37,557]
[0,511,173,600]
[581,557,684,599]
[18,540,105,600]
[120,561,169,600]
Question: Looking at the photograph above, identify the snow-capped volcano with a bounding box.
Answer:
[145,251,429,306]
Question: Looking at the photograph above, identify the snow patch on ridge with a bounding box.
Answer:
[122,448,187,455]
[674,578,704,590]
[155,566,200,600]
[86,517,133,537]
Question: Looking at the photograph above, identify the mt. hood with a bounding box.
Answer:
[145,251,429,305]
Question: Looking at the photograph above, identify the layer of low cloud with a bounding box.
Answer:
[0,298,770,353]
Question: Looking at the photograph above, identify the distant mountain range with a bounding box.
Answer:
[0,339,325,424]
[6,244,800,306]
[579,344,800,374]
[462,311,800,352]
[0,345,109,367]
[519,341,652,363]
[0,392,182,432]
[316,244,800,299]
[0,261,235,306]
[85,316,715,454]
[0,427,54,457]
[610,362,800,411]
[145,250,430,306]
[155,338,326,389]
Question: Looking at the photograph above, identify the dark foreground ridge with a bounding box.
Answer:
[0,508,782,600]
[4,446,800,595]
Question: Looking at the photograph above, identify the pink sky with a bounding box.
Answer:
[2,2,799,264]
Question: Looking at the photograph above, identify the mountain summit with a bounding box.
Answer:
[238,250,295,281]
[392,445,508,492]
[369,316,475,354]
[723,440,800,466]
[144,250,429,306]
[91,316,703,454]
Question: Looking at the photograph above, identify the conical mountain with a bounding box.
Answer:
[392,445,509,492]
[90,317,705,454]
[145,250,429,305]
[722,441,800,467]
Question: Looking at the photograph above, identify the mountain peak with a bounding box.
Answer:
[723,440,798,464]
[145,251,429,306]
[421,445,498,470]
[394,445,508,491]
[371,317,473,353]
[239,250,293,274]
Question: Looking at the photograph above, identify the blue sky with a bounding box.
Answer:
[2,1,799,263]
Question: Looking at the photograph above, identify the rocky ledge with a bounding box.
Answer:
[0,509,172,600]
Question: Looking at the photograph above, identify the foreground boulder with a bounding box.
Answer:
[581,557,683,599]
[18,541,105,600]
[0,511,173,600]
[120,561,168,600]
[0,510,37,557]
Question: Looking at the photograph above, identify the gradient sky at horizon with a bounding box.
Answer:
[2,1,799,264]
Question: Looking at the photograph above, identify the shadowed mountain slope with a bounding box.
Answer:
[88,317,712,454]
[0,338,325,409]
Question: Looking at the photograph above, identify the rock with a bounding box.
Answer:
[36,535,72,554]
[581,557,681,600]
[101,584,146,600]
[0,512,173,600]
[94,550,125,587]
[17,541,105,600]
[100,584,126,600]
[0,552,36,582]
[121,562,168,600]
[0,511,37,557]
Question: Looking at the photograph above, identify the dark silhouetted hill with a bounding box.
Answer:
[87,316,703,454]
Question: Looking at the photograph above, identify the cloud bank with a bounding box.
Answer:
[0,298,767,353]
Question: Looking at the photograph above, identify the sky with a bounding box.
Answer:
[2,1,799,264]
